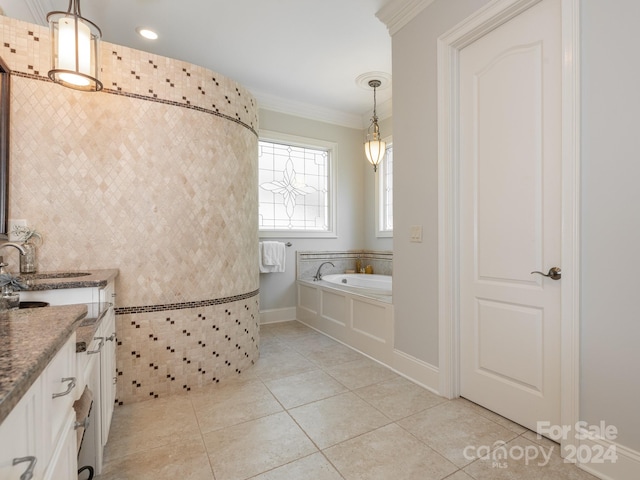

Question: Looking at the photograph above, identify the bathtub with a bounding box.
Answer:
[297,275,394,366]
[321,274,392,296]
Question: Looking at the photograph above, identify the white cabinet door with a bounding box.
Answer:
[0,378,45,480]
[100,304,116,446]
[43,410,77,480]
[45,334,77,453]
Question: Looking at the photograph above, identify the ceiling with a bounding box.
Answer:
[0,0,394,128]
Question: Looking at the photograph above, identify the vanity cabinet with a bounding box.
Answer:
[0,333,78,480]
[19,277,117,476]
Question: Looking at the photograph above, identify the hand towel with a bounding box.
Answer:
[259,241,286,273]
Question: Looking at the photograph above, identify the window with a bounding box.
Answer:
[376,141,393,236]
[258,131,337,237]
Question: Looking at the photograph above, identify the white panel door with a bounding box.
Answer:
[459,0,562,431]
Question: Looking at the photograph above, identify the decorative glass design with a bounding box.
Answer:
[259,140,330,231]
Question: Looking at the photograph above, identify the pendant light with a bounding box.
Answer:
[364,79,386,172]
[47,0,103,92]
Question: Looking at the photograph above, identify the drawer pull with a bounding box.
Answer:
[105,332,116,342]
[87,337,105,355]
[52,377,76,398]
[12,455,37,480]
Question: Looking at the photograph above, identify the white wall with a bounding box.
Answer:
[391,0,491,366]
[391,0,640,458]
[580,0,640,454]
[257,109,365,314]
[363,116,394,252]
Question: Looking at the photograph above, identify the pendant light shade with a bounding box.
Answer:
[47,0,102,92]
[364,79,386,172]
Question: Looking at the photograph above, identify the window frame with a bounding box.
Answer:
[375,137,393,237]
[258,130,338,238]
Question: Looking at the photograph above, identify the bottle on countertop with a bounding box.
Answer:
[355,256,362,273]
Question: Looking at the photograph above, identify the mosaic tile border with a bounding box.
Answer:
[297,250,393,278]
[1,16,259,135]
[10,70,257,137]
[115,289,260,315]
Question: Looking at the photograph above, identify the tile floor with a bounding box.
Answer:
[97,321,598,480]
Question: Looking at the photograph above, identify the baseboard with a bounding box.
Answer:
[576,431,640,480]
[259,307,297,324]
[390,349,440,394]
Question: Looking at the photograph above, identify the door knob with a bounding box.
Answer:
[531,267,561,280]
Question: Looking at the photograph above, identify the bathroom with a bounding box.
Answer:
[0,1,639,479]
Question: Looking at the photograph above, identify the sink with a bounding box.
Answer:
[22,272,92,280]
[19,301,50,309]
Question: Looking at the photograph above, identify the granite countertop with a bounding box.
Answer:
[0,304,88,425]
[18,268,119,291]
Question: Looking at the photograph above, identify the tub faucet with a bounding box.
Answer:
[314,262,334,281]
[0,241,27,256]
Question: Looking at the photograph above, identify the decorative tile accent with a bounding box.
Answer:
[297,251,393,279]
[0,17,258,132]
[116,294,260,404]
[115,289,261,315]
[1,16,261,399]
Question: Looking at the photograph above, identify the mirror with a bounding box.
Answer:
[0,56,9,241]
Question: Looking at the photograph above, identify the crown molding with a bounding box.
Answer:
[376,0,436,36]
[254,90,365,130]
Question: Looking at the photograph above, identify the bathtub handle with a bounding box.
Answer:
[531,267,561,280]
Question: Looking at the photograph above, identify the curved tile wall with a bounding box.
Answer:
[1,16,259,403]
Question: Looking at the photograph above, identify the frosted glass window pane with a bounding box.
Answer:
[258,139,331,232]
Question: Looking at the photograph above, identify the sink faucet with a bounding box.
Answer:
[314,262,334,281]
[0,241,27,256]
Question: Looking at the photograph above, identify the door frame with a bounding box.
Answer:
[436,0,580,453]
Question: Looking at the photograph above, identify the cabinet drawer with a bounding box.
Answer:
[45,333,77,450]
[43,409,77,480]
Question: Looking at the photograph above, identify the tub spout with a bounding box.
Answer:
[0,241,27,255]
[314,262,334,281]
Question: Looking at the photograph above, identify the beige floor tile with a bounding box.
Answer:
[324,357,398,390]
[203,411,317,480]
[288,392,390,449]
[455,398,528,435]
[189,379,282,433]
[249,453,343,480]
[285,330,341,352]
[104,394,201,461]
[463,436,599,479]
[354,376,447,420]
[444,471,475,480]
[265,369,348,409]
[100,437,214,480]
[325,423,458,480]
[251,347,318,381]
[302,342,365,368]
[521,429,560,449]
[398,401,518,467]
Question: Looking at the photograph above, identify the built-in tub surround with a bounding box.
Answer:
[1,16,259,404]
[297,276,394,369]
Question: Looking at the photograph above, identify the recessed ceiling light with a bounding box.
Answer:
[136,27,158,40]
